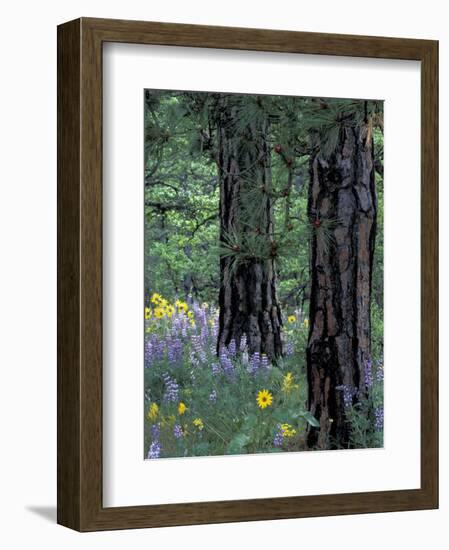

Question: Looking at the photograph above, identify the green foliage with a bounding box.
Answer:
[145,91,383,315]
[345,365,384,449]
[372,127,384,360]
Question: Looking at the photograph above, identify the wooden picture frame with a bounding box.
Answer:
[57,17,438,531]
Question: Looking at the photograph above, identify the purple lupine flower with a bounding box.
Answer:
[173,337,183,361]
[173,424,183,439]
[261,353,270,370]
[211,362,221,376]
[156,339,165,359]
[166,340,175,363]
[191,335,206,363]
[151,423,160,439]
[364,359,373,389]
[191,334,200,352]
[147,440,162,459]
[171,316,181,336]
[148,422,162,459]
[228,339,237,357]
[210,317,219,339]
[219,348,234,376]
[273,425,284,447]
[189,349,200,368]
[167,337,183,363]
[209,389,217,403]
[162,373,179,403]
[200,325,208,344]
[338,384,355,409]
[285,341,294,356]
[374,407,384,431]
[240,334,247,352]
[375,363,384,383]
[197,308,208,329]
[248,352,260,374]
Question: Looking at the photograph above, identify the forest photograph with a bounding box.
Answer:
[143,89,384,459]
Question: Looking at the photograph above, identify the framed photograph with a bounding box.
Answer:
[57,17,438,531]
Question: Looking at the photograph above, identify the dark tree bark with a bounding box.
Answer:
[307,110,377,449]
[216,97,283,359]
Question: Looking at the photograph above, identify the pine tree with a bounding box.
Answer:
[305,100,378,449]
[215,95,284,359]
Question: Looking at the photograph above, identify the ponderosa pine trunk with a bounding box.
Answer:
[216,97,283,359]
[307,109,377,449]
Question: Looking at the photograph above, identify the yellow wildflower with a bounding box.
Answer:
[154,307,165,319]
[193,418,204,430]
[166,305,175,318]
[256,389,273,410]
[280,423,297,438]
[178,402,187,415]
[187,311,194,319]
[147,402,159,421]
[151,293,162,304]
[159,298,168,308]
[287,315,296,323]
[145,307,152,320]
[303,318,309,328]
[189,320,196,328]
[282,372,294,393]
[175,300,188,313]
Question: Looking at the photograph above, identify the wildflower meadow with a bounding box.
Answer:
[144,293,383,458]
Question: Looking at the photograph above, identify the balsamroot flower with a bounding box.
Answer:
[256,389,273,409]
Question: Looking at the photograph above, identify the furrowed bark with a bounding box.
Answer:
[307,111,377,449]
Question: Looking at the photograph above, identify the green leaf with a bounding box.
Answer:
[302,411,320,428]
[193,442,210,456]
[241,414,258,432]
[227,433,251,454]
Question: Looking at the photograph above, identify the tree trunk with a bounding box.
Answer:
[307,110,377,449]
[216,97,283,359]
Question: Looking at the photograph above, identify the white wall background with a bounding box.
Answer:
[0,0,446,547]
